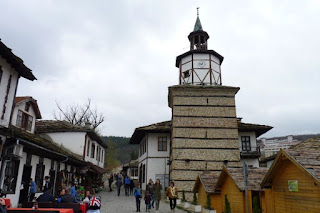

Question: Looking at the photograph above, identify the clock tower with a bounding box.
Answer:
[168,11,241,200]
[176,11,223,86]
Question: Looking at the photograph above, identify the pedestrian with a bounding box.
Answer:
[133,183,142,212]
[108,174,113,192]
[29,178,36,202]
[0,198,7,213]
[42,176,51,192]
[146,179,154,208]
[144,191,151,212]
[124,176,130,196]
[57,188,77,203]
[154,179,162,213]
[37,190,55,203]
[116,176,122,196]
[83,191,92,203]
[70,183,76,197]
[87,196,101,213]
[166,182,178,212]
[129,178,135,195]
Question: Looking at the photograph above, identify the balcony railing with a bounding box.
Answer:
[240,147,261,158]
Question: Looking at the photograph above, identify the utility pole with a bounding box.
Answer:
[243,162,249,213]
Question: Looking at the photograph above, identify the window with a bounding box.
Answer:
[241,136,251,152]
[35,157,45,192]
[27,116,33,131]
[26,153,32,165]
[158,137,167,151]
[87,140,90,157]
[96,146,100,161]
[0,66,3,85]
[25,102,30,112]
[140,139,147,156]
[3,159,20,193]
[16,110,22,127]
[101,150,104,162]
[91,143,95,158]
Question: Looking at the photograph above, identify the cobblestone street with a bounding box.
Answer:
[99,187,187,213]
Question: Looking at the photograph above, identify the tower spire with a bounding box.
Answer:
[194,7,203,32]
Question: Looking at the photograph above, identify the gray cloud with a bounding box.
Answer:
[2,0,320,137]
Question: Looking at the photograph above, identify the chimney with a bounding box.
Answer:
[85,121,92,129]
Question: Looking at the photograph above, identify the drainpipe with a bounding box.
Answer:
[243,162,249,213]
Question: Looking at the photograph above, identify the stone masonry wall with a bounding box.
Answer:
[168,85,241,201]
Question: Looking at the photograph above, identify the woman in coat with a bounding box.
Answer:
[153,179,162,213]
[166,182,178,212]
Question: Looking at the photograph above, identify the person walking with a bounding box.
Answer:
[42,176,51,192]
[129,178,135,195]
[116,176,122,196]
[144,191,151,212]
[166,182,178,212]
[124,176,130,196]
[133,183,142,212]
[29,178,36,201]
[146,179,154,208]
[154,179,162,213]
[108,174,113,192]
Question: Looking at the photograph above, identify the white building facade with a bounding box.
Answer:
[130,121,171,191]
[36,120,107,169]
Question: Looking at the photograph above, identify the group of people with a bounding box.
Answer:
[133,179,178,213]
[108,173,135,196]
[28,176,51,202]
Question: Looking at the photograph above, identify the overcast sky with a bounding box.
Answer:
[1,0,320,137]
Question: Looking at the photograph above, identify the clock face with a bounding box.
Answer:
[198,61,206,68]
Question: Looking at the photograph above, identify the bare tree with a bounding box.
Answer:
[53,98,104,129]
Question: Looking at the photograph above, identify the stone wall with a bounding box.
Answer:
[169,85,241,201]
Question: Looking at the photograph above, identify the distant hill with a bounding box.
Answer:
[103,136,138,170]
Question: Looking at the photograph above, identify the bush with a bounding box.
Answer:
[192,189,198,205]
[205,194,213,210]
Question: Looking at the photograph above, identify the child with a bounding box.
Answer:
[144,191,151,212]
[133,183,142,212]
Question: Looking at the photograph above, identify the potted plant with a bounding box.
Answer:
[203,194,216,213]
[191,189,201,212]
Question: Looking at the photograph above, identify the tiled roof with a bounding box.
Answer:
[88,162,108,174]
[194,172,220,194]
[288,137,320,181]
[14,96,42,119]
[0,125,84,164]
[237,120,273,137]
[36,120,107,148]
[0,39,36,80]
[129,121,171,144]
[216,167,268,192]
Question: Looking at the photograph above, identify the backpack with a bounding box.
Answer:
[88,196,101,210]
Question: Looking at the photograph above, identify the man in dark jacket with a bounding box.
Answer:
[116,177,122,196]
[43,176,52,192]
[37,190,55,202]
[57,189,77,203]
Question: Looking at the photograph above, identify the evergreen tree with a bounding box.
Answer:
[252,197,261,213]
[182,190,186,202]
[224,194,232,213]
[192,189,198,205]
[205,194,213,210]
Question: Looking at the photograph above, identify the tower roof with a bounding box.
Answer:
[193,16,203,32]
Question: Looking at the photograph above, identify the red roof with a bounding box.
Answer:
[14,96,42,119]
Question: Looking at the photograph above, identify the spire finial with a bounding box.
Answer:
[197,7,200,17]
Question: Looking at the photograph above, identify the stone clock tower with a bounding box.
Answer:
[168,13,241,200]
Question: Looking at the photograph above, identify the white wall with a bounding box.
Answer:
[83,137,105,168]
[0,56,19,127]
[240,158,259,168]
[147,133,170,158]
[238,132,257,152]
[42,132,85,156]
[11,101,37,133]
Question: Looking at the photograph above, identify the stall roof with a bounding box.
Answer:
[194,171,220,194]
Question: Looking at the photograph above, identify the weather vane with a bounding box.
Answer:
[197,7,200,16]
